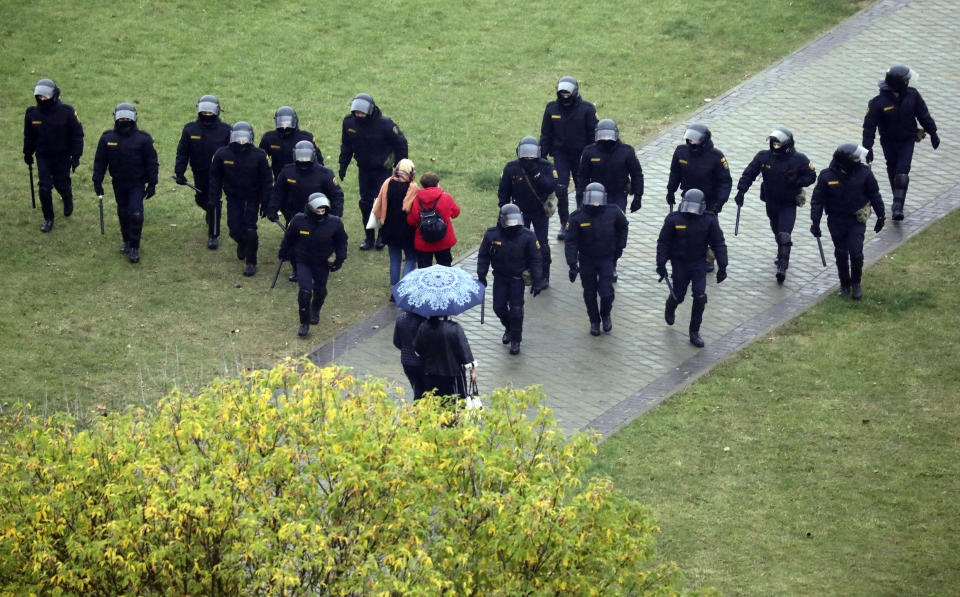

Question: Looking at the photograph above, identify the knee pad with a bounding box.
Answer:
[692,294,708,309]
[555,185,568,198]
[894,173,909,191]
[128,211,144,227]
[776,231,792,246]
[509,304,524,320]
[298,289,312,305]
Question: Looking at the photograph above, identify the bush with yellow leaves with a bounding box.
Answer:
[0,359,690,596]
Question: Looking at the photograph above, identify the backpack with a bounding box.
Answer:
[417,195,448,243]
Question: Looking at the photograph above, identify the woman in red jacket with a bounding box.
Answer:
[406,171,460,267]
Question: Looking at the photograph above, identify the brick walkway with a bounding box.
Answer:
[311,0,959,436]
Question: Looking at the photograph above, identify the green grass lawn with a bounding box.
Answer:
[0,0,862,411]
[587,209,960,595]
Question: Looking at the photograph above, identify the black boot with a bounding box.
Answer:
[665,296,679,326]
[375,230,386,250]
[850,254,864,300]
[236,242,245,261]
[244,262,257,276]
[775,233,791,285]
[589,322,601,336]
[207,235,219,250]
[298,289,311,336]
[40,220,54,233]
[600,296,614,333]
[541,261,550,290]
[689,294,706,348]
[835,250,851,297]
[128,247,140,263]
[121,241,131,254]
[244,233,258,276]
[509,340,521,355]
[502,330,510,344]
[310,292,325,325]
[62,189,74,217]
[585,292,601,336]
[39,188,55,228]
[360,229,375,250]
[892,200,904,221]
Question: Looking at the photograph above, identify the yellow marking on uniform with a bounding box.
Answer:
[287,179,296,183]
[808,162,815,169]
[552,170,558,177]
[762,164,771,169]
[299,230,310,235]
[590,158,601,162]
[492,240,502,245]
[675,225,687,229]
[347,128,356,134]
[107,142,118,146]
[827,180,839,185]
[883,106,895,111]
[678,159,688,165]
[223,160,234,165]
[270,145,281,149]
[551,115,561,119]
[580,222,591,227]
[32,120,42,124]
[190,136,201,139]
[392,126,399,134]
[535,241,541,249]
[720,156,729,170]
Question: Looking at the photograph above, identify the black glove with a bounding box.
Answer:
[865,148,874,164]
[656,263,668,282]
[144,184,156,199]
[931,133,940,150]
[630,196,642,213]
[70,156,80,173]
[329,259,343,272]
[338,167,347,181]
[734,191,745,207]
[666,191,676,206]
[716,266,727,284]
[531,281,545,297]
[477,276,487,288]
[174,174,188,185]
[23,154,33,166]
[874,216,885,233]
[810,222,821,238]
[267,211,279,223]
[568,266,578,283]
[93,181,104,197]
[278,251,287,261]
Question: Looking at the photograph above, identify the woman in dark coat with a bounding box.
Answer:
[413,315,477,400]
[373,159,419,292]
[393,309,426,400]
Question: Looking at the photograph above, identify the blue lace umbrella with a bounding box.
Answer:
[392,265,485,317]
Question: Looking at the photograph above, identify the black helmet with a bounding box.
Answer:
[596,119,619,142]
[33,78,57,100]
[499,203,523,228]
[230,121,254,145]
[197,95,220,115]
[678,189,706,215]
[884,65,911,91]
[582,182,607,206]
[113,102,138,122]
[832,142,868,172]
[293,140,315,162]
[769,127,794,153]
[557,76,579,106]
[307,193,330,213]
[517,136,540,159]
[683,123,710,145]
[350,93,375,115]
[275,106,298,130]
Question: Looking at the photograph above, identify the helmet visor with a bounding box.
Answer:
[197,100,219,115]
[557,80,577,94]
[683,127,706,144]
[307,195,330,212]
[114,108,137,122]
[582,187,606,206]
[230,129,251,144]
[33,82,55,99]
[276,115,295,129]
[769,129,791,144]
[350,97,373,114]
[678,199,704,215]
[596,128,617,141]
[294,145,314,162]
[852,145,869,162]
[517,142,539,159]
[501,212,523,227]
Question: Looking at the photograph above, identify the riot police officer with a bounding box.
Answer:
[278,193,348,337]
[734,127,817,284]
[259,106,324,179]
[540,76,598,240]
[497,136,556,286]
[338,93,408,250]
[477,204,546,355]
[810,143,885,300]
[578,119,644,214]
[209,122,273,276]
[656,189,728,348]
[565,183,628,336]
[23,78,84,233]
[174,94,231,249]
[92,103,158,263]
[862,65,940,221]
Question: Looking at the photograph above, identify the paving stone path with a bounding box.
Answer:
[311,0,960,436]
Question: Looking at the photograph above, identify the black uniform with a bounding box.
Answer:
[540,95,597,228]
[269,161,344,222]
[92,123,158,252]
[477,224,544,345]
[564,204,628,329]
[736,148,816,274]
[259,129,324,179]
[23,87,84,225]
[209,143,272,268]
[667,139,732,214]
[278,210,348,328]
[578,139,644,213]
[497,158,556,281]
[810,158,884,296]
[656,211,727,343]
[338,103,408,245]
[862,83,938,216]
[174,116,231,239]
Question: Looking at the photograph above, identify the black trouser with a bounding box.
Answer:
[766,201,797,270]
[579,254,615,323]
[358,167,391,243]
[881,138,914,210]
[403,363,426,401]
[295,261,330,324]
[226,197,260,264]
[669,258,709,333]
[192,169,220,237]
[553,149,583,223]
[522,209,551,280]
[35,153,72,221]
[827,213,866,286]
[493,273,525,342]
[112,180,146,248]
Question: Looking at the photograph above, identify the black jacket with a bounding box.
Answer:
[380,178,416,248]
[24,97,84,158]
[667,139,732,212]
[413,318,474,377]
[656,211,728,267]
[578,140,643,198]
[497,158,557,215]
[565,204,628,264]
[393,311,426,368]
[737,149,816,204]
[539,96,597,156]
[269,161,345,218]
[278,211,348,265]
[209,143,272,205]
[810,160,884,222]
[863,83,937,147]
[174,118,231,176]
[259,129,324,178]
[338,104,408,174]
[477,225,544,284]
[92,125,158,185]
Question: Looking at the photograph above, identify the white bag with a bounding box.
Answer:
[365,210,382,230]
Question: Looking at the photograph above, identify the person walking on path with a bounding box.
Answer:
[23,78,84,233]
[393,309,427,400]
[656,188,728,348]
[734,127,817,284]
[413,315,478,401]
[862,64,940,222]
[406,172,460,268]
[372,159,420,294]
[810,143,885,301]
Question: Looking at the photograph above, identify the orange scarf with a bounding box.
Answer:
[373,176,419,224]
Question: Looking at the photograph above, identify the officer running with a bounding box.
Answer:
[259,106,324,179]
[174,94,231,249]
[565,183,628,336]
[92,103,158,264]
[656,189,728,348]
[23,78,84,233]
[278,193,348,337]
[497,136,556,287]
[735,127,817,284]
[810,143,885,300]
[477,204,546,355]
[862,65,940,221]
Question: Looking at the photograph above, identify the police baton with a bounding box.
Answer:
[659,272,680,303]
[274,219,287,233]
[28,163,36,209]
[815,236,827,267]
[98,195,104,235]
[270,258,285,289]
[170,175,201,193]
[734,204,741,236]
